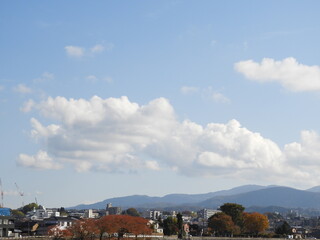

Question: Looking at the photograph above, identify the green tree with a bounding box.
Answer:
[275,221,292,235]
[219,203,245,227]
[123,208,140,217]
[189,224,201,236]
[177,213,184,239]
[20,202,39,214]
[163,216,178,236]
[11,209,25,218]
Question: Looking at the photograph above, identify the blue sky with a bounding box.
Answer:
[1,0,320,209]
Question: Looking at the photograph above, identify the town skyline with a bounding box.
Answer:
[1,0,320,209]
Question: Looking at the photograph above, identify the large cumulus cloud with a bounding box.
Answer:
[18,96,320,185]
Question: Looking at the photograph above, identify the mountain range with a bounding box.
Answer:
[69,185,320,212]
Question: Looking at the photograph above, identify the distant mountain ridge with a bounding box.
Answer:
[198,186,320,208]
[70,184,267,209]
[69,185,320,211]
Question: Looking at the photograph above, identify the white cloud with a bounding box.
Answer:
[0,85,4,91]
[284,130,320,167]
[235,57,320,92]
[33,72,54,83]
[3,191,20,196]
[86,75,98,82]
[86,75,113,83]
[180,86,199,95]
[145,160,161,171]
[65,46,85,58]
[65,43,113,58]
[19,95,320,186]
[90,44,105,54]
[182,86,230,103]
[13,84,32,94]
[18,150,63,170]
[21,99,35,112]
[210,40,217,47]
[211,92,230,103]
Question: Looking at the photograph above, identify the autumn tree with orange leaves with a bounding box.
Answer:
[68,218,99,240]
[48,225,72,240]
[243,212,269,236]
[208,212,239,236]
[124,215,152,237]
[96,215,118,240]
[63,215,153,240]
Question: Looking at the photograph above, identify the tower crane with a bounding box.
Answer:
[15,182,24,207]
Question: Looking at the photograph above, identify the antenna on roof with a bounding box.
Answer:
[15,182,24,207]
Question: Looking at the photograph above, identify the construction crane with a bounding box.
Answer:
[0,178,3,208]
[15,182,24,207]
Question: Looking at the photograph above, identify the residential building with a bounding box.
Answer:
[26,206,60,220]
[15,216,76,236]
[148,220,163,235]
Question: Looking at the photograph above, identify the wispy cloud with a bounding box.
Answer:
[65,43,113,58]
[181,86,230,103]
[3,190,20,196]
[13,84,32,94]
[86,75,113,83]
[235,57,320,92]
[86,75,98,82]
[210,40,217,47]
[180,86,199,95]
[33,72,54,83]
[90,44,105,54]
[65,46,85,58]
[211,92,230,103]
[21,99,35,112]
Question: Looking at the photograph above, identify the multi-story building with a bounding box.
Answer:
[197,209,220,220]
[0,208,15,237]
[143,210,162,220]
[106,203,121,215]
[84,209,99,218]
[0,216,15,237]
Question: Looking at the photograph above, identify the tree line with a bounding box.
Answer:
[207,203,269,237]
[48,215,153,240]
[15,202,284,239]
